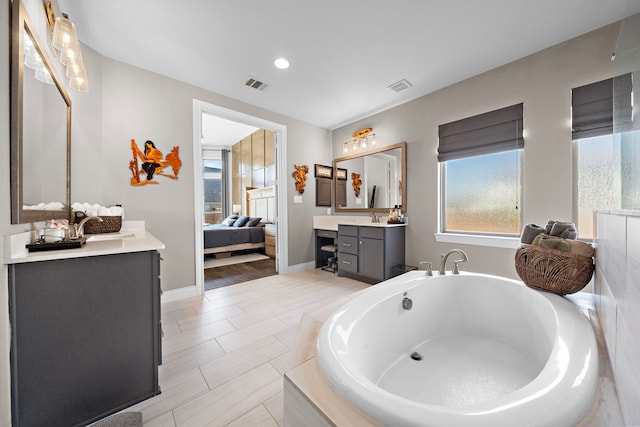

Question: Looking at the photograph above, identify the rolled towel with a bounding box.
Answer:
[536,234,572,252]
[559,227,578,240]
[521,224,545,244]
[532,233,547,246]
[544,220,556,235]
[550,221,576,238]
[98,206,113,216]
[566,240,595,257]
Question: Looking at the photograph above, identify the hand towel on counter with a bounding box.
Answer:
[521,224,545,244]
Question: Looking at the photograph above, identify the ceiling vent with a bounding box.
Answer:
[388,79,413,93]
[244,76,268,91]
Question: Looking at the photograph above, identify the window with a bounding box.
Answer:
[203,149,229,224]
[442,150,521,235]
[438,103,523,236]
[576,131,640,239]
[572,73,637,239]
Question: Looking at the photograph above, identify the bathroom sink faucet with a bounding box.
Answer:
[369,212,379,223]
[438,249,468,275]
[76,216,103,238]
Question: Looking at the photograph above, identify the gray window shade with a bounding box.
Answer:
[438,103,523,162]
[571,73,632,139]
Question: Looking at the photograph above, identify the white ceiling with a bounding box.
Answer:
[59,0,640,131]
[201,114,257,147]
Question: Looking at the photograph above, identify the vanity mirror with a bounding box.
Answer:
[334,141,406,213]
[11,1,71,224]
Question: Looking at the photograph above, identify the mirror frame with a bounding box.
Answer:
[333,141,406,213]
[10,0,72,224]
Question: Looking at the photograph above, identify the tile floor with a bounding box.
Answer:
[129,269,368,426]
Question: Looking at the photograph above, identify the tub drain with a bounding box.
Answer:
[410,352,422,361]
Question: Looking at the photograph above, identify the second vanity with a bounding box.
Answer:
[313,216,406,284]
[4,222,164,427]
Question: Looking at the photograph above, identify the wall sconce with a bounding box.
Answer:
[342,128,377,154]
[46,2,89,92]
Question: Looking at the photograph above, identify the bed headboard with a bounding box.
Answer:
[247,186,276,223]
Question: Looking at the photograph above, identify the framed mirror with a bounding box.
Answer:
[11,1,71,224]
[334,141,406,213]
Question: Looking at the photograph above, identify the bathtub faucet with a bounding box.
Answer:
[438,249,468,275]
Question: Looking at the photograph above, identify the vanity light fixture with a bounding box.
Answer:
[343,128,377,154]
[47,2,89,92]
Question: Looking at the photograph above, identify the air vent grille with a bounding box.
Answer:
[244,76,268,91]
[388,79,413,93]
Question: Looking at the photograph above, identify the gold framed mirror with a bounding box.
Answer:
[334,141,406,213]
[10,0,72,224]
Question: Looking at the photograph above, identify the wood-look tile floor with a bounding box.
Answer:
[130,269,368,426]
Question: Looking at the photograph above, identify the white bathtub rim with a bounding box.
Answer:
[317,271,599,427]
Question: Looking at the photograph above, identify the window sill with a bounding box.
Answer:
[434,233,521,249]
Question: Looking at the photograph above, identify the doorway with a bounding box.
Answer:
[193,100,288,295]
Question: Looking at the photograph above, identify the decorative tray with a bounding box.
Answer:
[26,237,88,252]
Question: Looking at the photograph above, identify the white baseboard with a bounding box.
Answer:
[161,284,198,304]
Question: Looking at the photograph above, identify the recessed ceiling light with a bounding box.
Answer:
[274,57,290,70]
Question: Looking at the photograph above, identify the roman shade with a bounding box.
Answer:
[438,103,523,162]
[571,73,632,139]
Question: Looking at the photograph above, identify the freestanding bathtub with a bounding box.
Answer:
[317,270,598,427]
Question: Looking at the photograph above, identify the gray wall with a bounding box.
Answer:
[332,23,621,279]
[69,52,332,291]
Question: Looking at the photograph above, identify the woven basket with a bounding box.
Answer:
[515,244,594,295]
[74,211,122,234]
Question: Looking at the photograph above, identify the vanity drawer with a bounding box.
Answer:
[339,253,358,274]
[338,235,358,255]
[317,229,337,239]
[338,225,358,237]
[359,227,385,239]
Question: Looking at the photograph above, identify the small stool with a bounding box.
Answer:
[320,244,338,273]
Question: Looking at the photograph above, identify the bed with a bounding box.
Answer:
[203,217,266,255]
[204,186,276,255]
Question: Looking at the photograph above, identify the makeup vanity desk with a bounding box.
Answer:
[4,221,164,427]
[313,216,406,284]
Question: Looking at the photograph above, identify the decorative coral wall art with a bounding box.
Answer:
[351,172,362,197]
[129,139,182,186]
[292,164,309,194]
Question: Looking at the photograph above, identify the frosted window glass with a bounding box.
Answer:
[443,151,521,235]
[576,130,640,239]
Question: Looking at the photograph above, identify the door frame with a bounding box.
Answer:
[192,99,288,295]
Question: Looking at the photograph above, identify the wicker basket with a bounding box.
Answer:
[515,244,594,295]
[74,211,122,234]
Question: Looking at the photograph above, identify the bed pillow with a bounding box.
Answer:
[233,215,250,227]
[245,217,262,227]
[221,215,238,226]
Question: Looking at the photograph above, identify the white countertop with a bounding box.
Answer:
[3,221,164,264]
[313,215,407,231]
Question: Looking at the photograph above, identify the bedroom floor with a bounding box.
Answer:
[204,257,276,291]
[130,268,368,426]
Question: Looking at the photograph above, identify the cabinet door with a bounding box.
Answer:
[359,237,384,280]
[9,251,160,427]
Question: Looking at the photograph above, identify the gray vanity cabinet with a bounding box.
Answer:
[337,225,405,283]
[8,251,162,427]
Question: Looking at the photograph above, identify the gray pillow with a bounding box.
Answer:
[246,217,262,227]
[233,215,250,227]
